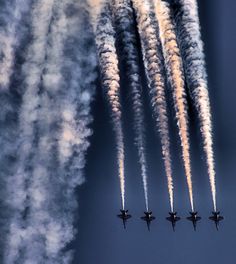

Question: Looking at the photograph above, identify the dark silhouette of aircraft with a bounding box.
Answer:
[141,211,155,231]
[187,212,201,231]
[117,209,131,229]
[209,211,224,230]
[166,212,180,231]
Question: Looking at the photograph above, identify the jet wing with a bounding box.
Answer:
[166,216,180,222]
[141,216,155,221]
[117,214,131,219]
[187,216,201,221]
[209,216,223,221]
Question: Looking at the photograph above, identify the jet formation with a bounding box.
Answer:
[117,209,223,231]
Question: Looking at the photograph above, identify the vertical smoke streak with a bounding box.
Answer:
[60,1,97,186]
[132,0,174,212]
[5,0,55,262]
[5,0,97,263]
[0,0,30,89]
[174,0,217,211]
[0,1,32,260]
[22,1,70,262]
[153,0,194,211]
[112,0,149,211]
[91,2,126,209]
[38,0,97,261]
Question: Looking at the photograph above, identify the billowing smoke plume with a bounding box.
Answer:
[4,0,97,263]
[153,0,194,211]
[174,0,217,212]
[91,2,126,209]
[0,0,32,259]
[132,0,174,212]
[5,0,55,262]
[112,0,149,211]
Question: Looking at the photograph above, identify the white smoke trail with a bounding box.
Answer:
[112,0,149,211]
[0,0,30,89]
[5,0,55,262]
[132,0,174,212]
[174,0,217,212]
[87,0,105,30]
[91,2,126,209]
[4,1,97,263]
[22,1,71,262]
[0,1,32,259]
[153,0,194,211]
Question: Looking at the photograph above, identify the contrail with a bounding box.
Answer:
[5,0,55,262]
[112,0,149,211]
[91,2,126,209]
[132,0,174,212]
[174,0,217,212]
[153,0,194,212]
[0,0,30,89]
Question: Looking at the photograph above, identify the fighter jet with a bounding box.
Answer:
[186,212,201,231]
[117,209,131,229]
[141,211,155,231]
[166,212,180,231]
[209,211,224,230]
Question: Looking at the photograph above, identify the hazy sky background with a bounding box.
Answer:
[73,1,236,263]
